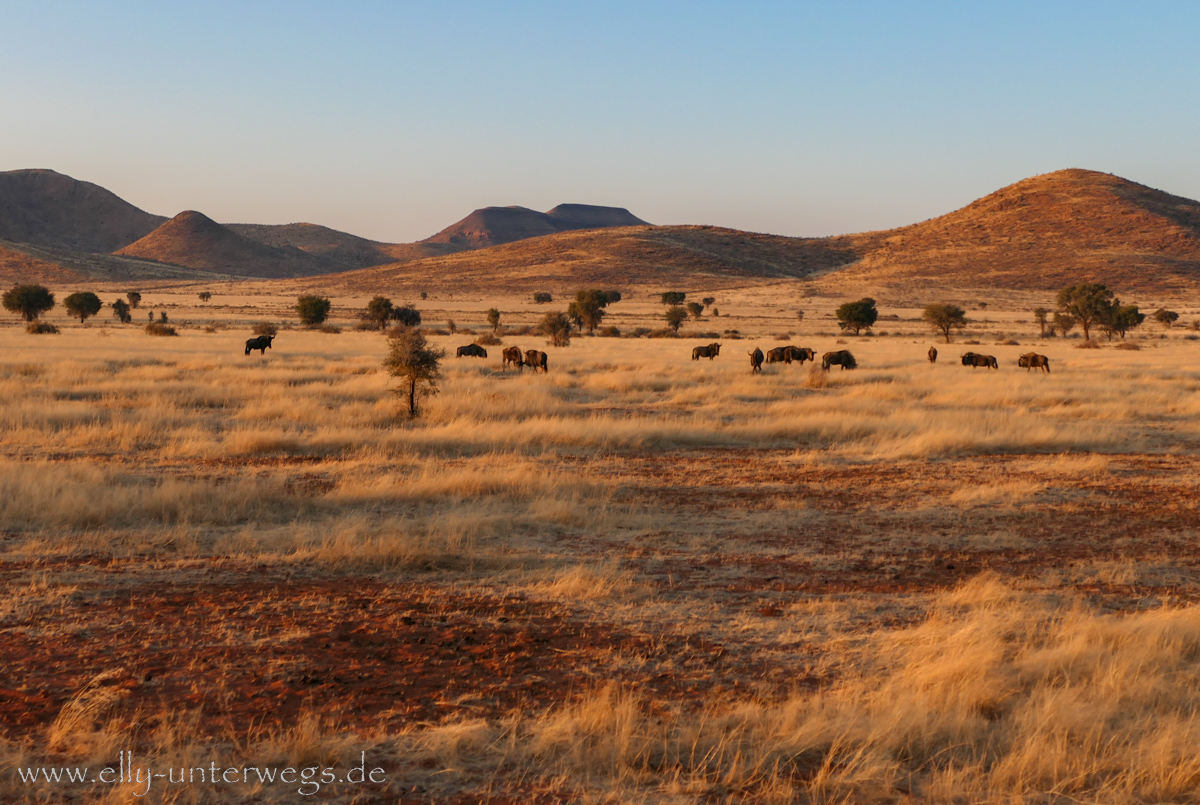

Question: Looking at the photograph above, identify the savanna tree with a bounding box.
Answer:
[296,295,332,326]
[922,303,969,343]
[3,284,55,322]
[64,291,103,323]
[383,326,444,418]
[836,298,878,335]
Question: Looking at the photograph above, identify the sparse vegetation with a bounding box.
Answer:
[198,291,212,302]
[25,321,59,334]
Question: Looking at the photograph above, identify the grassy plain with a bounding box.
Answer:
[3,288,1200,803]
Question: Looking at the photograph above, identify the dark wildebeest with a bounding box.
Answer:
[692,342,721,360]
[1018,352,1050,373]
[765,346,791,364]
[524,349,548,373]
[821,350,857,370]
[456,344,487,358]
[961,352,998,369]
[502,346,524,371]
[787,346,816,365]
[244,334,275,355]
[748,347,764,373]
[928,346,938,363]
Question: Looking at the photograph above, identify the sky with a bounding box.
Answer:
[2,1,1199,243]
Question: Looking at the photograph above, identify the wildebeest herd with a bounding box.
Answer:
[241,333,1051,376]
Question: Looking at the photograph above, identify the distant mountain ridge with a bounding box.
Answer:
[423,204,649,248]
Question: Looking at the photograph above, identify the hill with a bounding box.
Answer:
[0,169,165,252]
[835,169,1200,295]
[423,204,648,248]
[117,211,333,279]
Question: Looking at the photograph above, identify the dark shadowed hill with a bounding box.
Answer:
[0,169,166,252]
[423,204,649,248]
[117,211,332,278]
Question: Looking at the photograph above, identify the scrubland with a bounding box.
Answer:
[3,296,1200,803]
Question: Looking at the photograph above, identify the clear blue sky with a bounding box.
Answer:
[3,1,1198,243]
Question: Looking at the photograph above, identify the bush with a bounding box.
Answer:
[295,295,331,326]
[597,326,621,337]
[998,339,1020,346]
[392,306,421,327]
[475,332,502,346]
[533,292,553,304]
[252,321,278,337]
[537,312,572,347]
[203,325,218,333]
[624,327,651,338]
[26,322,59,334]
[317,323,341,334]
[1115,341,1141,350]
[647,328,680,338]
[1075,339,1101,349]
[144,322,178,336]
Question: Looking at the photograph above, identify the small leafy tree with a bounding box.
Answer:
[686,302,704,320]
[711,308,719,317]
[383,326,444,418]
[1154,308,1180,329]
[836,298,878,335]
[159,311,169,323]
[391,306,420,327]
[198,291,212,302]
[486,307,501,333]
[365,296,394,330]
[3,284,55,322]
[702,297,716,308]
[296,295,332,326]
[252,322,278,336]
[1053,312,1076,337]
[660,291,686,306]
[1033,307,1049,338]
[1099,303,1144,340]
[603,290,622,304]
[111,299,132,323]
[922,303,968,343]
[797,309,805,322]
[539,311,572,347]
[1056,283,1114,341]
[126,291,142,309]
[533,292,553,304]
[665,306,687,333]
[64,292,103,323]
[570,289,612,333]
[419,291,428,300]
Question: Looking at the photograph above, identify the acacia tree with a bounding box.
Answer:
[922,303,969,343]
[296,295,332,326]
[198,292,212,302]
[1053,312,1076,337]
[365,296,394,329]
[1154,308,1180,329]
[1033,308,1049,338]
[392,306,421,327]
[533,292,553,304]
[1099,303,1144,340]
[383,326,444,418]
[665,305,687,333]
[111,299,132,323]
[486,307,501,333]
[538,311,572,346]
[701,297,716,308]
[3,284,55,321]
[64,291,103,323]
[570,289,612,333]
[126,291,142,309]
[686,301,704,320]
[660,291,686,306]
[1056,283,1114,341]
[836,298,878,335]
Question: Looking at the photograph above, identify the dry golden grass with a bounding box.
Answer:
[4,295,1200,803]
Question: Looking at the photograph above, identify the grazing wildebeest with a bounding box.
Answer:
[502,346,524,371]
[928,346,938,363]
[765,346,791,364]
[524,349,548,373]
[244,334,275,355]
[748,347,764,373]
[821,350,857,370]
[456,344,487,358]
[1018,352,1050,373]
[786,346,816,365]
[961,352,998,369]
[692,342,721,360]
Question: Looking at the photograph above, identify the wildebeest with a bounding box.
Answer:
[502,346,524,370]
[787,346,816,365]
[961,352,998,369]
[765,346,791,364]
[928,346,938,363]
[456,343,487,358]
[748,347,764,373]
[821,350,857,370]
[692,342,721,360]
[244,334,275,355]
[1018,352,1051,373]
[524,349,548,373]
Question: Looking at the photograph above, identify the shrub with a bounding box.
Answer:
[144,322,178,336]
[26,322,59,334]
[317,323,341,334]
[203,325,218,333]
[537,312,572,347]
[624,327,651,338]
[295,295,331,326]
[475,332,502,346]
[111,299,132,324]
[252,322,278,337]
[383,327,444,418]
[664,306,687,333]
[533,292,553,304]
[660,291,686,306]
[198,291,212,302]
[597,326,621,337]
[648,327,680,338]
[998,339,1020,346]
[364,296,394,330]
[126,291,142,309]
[486,307,501,332]
[392,306,421,327]
[3,284,55,322]
[1115,341,1141,350]
[1075,339,1101,349]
